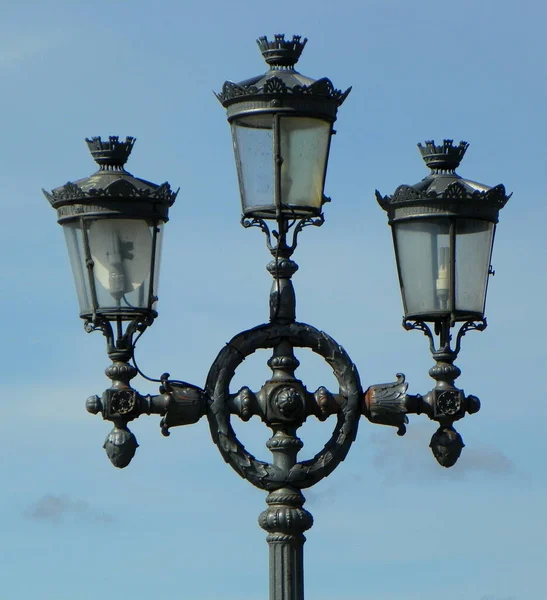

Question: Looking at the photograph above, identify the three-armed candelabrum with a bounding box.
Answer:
[44,34,509,600]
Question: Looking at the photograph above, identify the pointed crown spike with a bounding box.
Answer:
[85,135,136,170]
[256,34,308,68]
[417,139,469,172]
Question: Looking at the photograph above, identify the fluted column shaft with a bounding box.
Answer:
[259,487,313,600]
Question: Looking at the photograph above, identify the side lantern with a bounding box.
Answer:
[377,140,510,326]
[43,136,178,333]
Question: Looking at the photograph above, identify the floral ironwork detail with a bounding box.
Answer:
[377,183,510,208]
[110,390,137,415]
[274,387,303,419]
[216,76,351,104]
[403,319,436,353]
[436,390,462,416]
[454,318,487,355]
[263,77,288,94]
[44,180,178,207]
[364,373,410,436]
[293,78,351,103]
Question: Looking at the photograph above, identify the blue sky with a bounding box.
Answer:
[1,1,545,599]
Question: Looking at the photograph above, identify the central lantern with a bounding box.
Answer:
[216,34,351,220]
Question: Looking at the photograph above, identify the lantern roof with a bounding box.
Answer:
[376,140,511,223]
[43,136,178,223]
[216,34,351,122]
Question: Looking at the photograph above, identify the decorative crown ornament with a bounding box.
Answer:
[375,139,511,223]
[256,34,308,68]
[417,139,469,172]
[43,136,178,217]
[215,34,351,120]
[85,135,136,170]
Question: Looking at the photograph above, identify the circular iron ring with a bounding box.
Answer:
[205,322,362,491]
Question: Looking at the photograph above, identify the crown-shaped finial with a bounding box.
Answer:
[417,139,469,172]
[85,136,136,170]
[256,34,307,68]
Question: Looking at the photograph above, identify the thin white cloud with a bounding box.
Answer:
[25,494,114,524]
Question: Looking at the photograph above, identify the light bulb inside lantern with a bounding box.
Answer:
[88,219,152,305]
[436,245,450,310]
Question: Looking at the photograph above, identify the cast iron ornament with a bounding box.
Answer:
[375,139,510,224]
[205,321,362,491]
[43,136,178,222]
[216,34,351,122]
[44,43,511,599]
[60,135,504,476]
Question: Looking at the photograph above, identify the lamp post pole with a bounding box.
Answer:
[44,35,510,600]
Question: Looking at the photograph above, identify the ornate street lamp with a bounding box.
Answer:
[216,34,349,222]
[376,139,510,466]
[44,36,509,600]
[43,136,177,341]
[43,136,178,466]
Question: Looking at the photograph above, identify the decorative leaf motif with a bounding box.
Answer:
[484,184,510,207]
[392,185,424,203]
[292,78,350,103]
[263,76,288,94]
[308,78,335,97]
[444,182,467,199]
[46,180,177,205]
[103,426,139,469]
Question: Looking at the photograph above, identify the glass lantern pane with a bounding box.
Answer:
[279,117,331,212]
[86,218,155,314]
[394,219,451,318]
[63,222,93,315]
[455,219,494,315]
[232,115,274,214]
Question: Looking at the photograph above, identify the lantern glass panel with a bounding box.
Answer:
[394,219,451,318]
[232,114,274,215]
[279,116,331,212]
[64,223,93,315]
[63,218,163,318]
[455,219,494,315]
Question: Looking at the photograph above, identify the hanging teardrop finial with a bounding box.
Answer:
[85,135,136,170]
[256,34,307,68]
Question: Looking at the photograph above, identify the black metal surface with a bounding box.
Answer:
[216,34,351,122]
[376,140,510,224]
[43,136,178,224]
[400,316,485,466]
[205,321,362,491]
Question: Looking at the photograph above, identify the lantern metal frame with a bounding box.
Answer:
[45,37,510,600]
